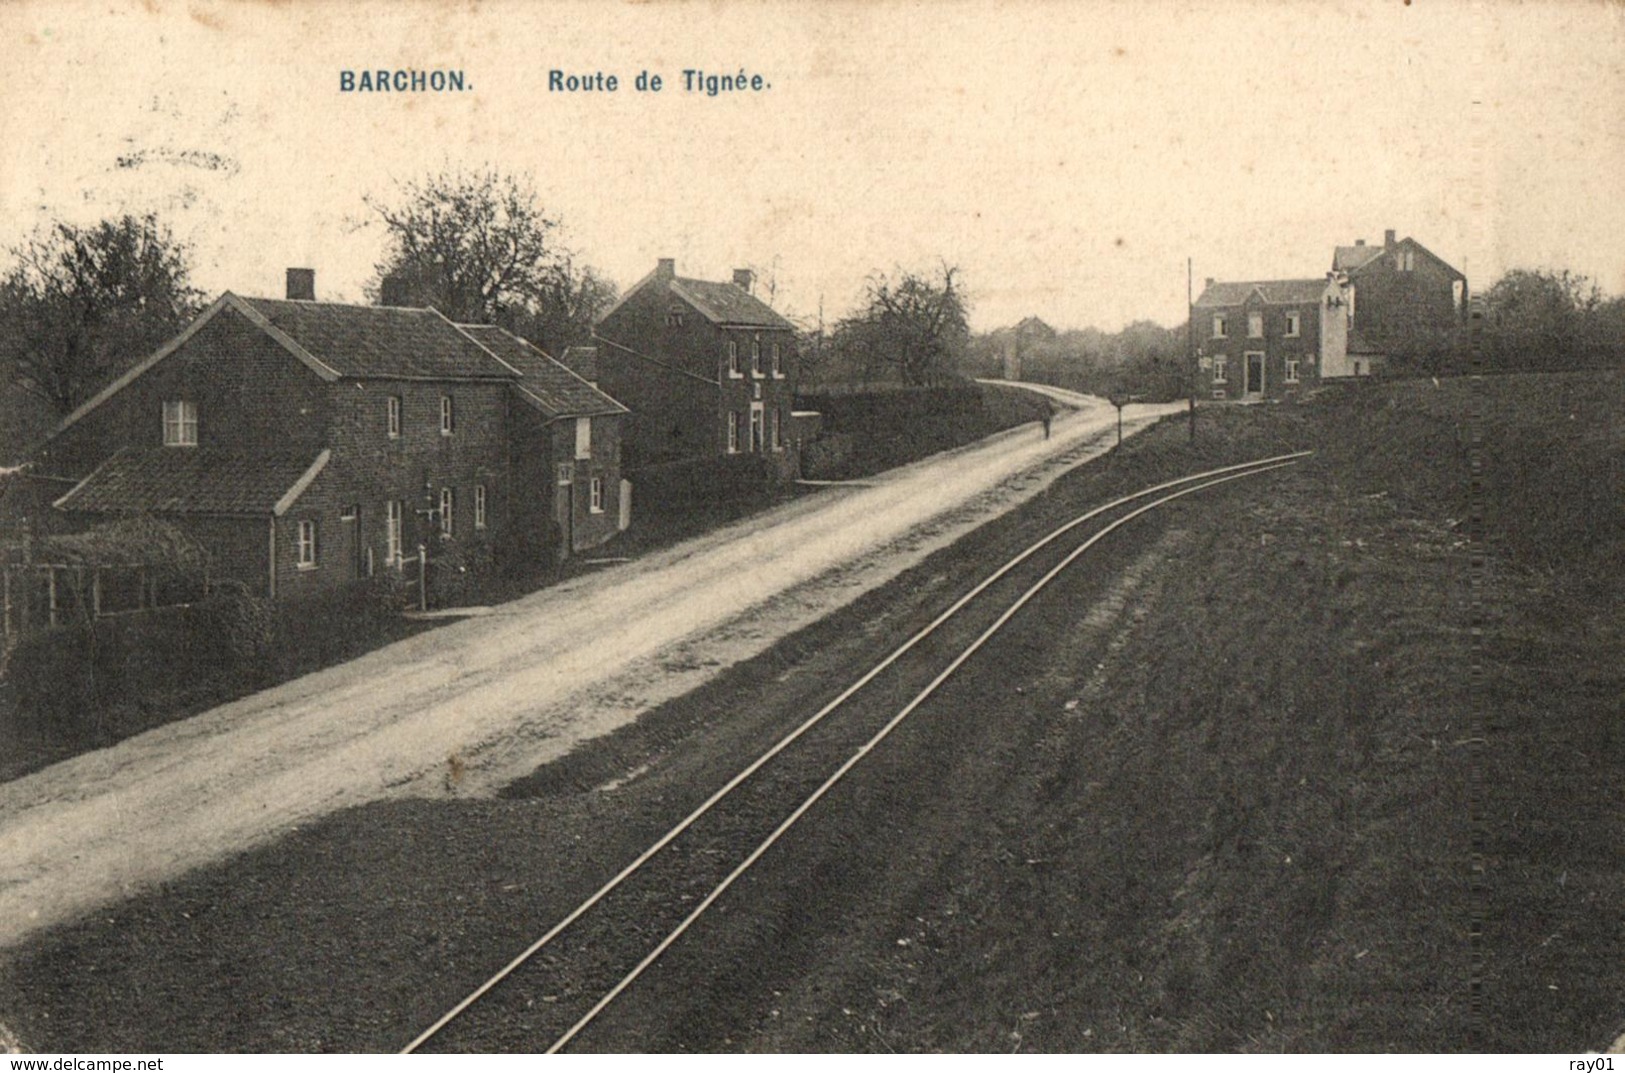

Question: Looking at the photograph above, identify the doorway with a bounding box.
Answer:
[1245,351,1265,397]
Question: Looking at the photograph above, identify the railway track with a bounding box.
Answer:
[402,450,1311,1053]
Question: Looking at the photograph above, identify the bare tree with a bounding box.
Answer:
[0,214,205,416]
[511,254,619,354]
[366,168,561,323]
[833,263,970,386]
[366,168,618,351]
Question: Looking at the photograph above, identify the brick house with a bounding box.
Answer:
[456,325,628,554]
[1195,230,1468,398]
[1193,278,1339,400]
[1332,230,1469,372]
[24,271,627,599]
[592,258,814,481]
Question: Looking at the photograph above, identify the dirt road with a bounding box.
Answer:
[0,392,1180,948]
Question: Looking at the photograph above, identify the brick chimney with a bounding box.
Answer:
[1354,239,1366,247]
[1384,229,1397,249]
[1205,277,1215,290]
[733,268,755,294]
[379,274,410,307]
[286,268,315,301]
[655,258,676,281]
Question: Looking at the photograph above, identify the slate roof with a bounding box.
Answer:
[669,277,795,330]
[55,448,329,516]
[239,297,520,380]
[455,326,627,419]
[1193,279,1329,308]
[1332,245,1386,273]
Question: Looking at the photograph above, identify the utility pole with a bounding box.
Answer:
[1187,257,1196,442]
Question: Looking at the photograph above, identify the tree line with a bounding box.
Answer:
[4,169,1623,460]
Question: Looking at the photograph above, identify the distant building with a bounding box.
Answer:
[1331,230,1468,372]
[592,259,814,481]
[1195,230,1468,398]
[1193,278,1340,400]
[997,316,1057,380]
[15,270,628,599]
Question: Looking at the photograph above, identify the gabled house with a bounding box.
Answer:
[592,259,812,480]
[456,325,628,553]
[1196,230,1469,397]
[1193,278,1339,400]
[1331,230,1468,371]
[22,270,628,600]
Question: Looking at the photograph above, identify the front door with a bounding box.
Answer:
[556,462,574,559]
[1245,351,1265,396]
[339,505,364,579]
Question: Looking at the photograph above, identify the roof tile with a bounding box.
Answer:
[669,277,794,330]
[1194,278,1330,308]
[457,326,627,419]
[56,449,327,516]
[240,297,517,380]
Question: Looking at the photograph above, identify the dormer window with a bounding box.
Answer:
[163,401,197,446]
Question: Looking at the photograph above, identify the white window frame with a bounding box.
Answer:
[589,476,604,513]
[1284,311,1300,338]
[296,519,318,569]
[440,395,454,436]
[439,487,454,537]
[1247,311,1264,339]
[386,500,403,564]
[1212,315,1227,339]
[556,462,573,486]
[162,400,197,447]
[474,484,487,530]
[771,341,783,378]
[750,335,763,378]
[726,411,740,454]
[1212,355,1228,384]
[1285,358,1301,384]
[727,339,742,379]
[387,395,401,439]
[574,417,592,460]
[771,406,783,451]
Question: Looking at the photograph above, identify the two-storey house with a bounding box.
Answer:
[1193,278,1336,400]
[26,271,627,599]
[1332,230,1469,372]
[1196,230,1469,396]
[592,259,811,481]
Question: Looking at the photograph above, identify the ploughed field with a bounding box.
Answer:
[2,372,1620,1051]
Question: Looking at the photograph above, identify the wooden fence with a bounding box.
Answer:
[1,561,211,641]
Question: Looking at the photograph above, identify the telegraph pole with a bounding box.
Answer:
[1187,257,1196,442]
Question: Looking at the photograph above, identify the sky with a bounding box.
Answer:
[2,0,1622,334]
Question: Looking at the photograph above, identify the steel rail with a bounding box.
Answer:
[401,449,1311,1054]
[543,457,1303,1052]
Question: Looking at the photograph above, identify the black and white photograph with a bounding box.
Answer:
[0,0,1621,1056]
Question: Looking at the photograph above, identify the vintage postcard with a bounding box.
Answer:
[0,0,1621,1058]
